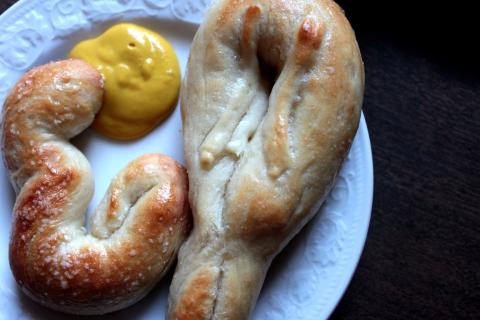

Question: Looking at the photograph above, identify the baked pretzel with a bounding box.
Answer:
[1,59,191,315]
[168,0,364,319]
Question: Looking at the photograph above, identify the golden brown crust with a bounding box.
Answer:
[170,268,219,320]
[169,0,364,319]
[2,60,191,315]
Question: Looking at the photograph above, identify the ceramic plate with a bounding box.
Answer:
[0,1,373,319]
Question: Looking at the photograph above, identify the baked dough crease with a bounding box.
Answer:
[168,0,364,319]
[1,59,191,315]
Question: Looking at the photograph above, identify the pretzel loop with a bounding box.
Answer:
[1,59,191,315]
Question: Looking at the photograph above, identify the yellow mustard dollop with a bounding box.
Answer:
[69,23,180,140]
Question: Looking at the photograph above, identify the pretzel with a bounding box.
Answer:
[1,59,191,315]
[168,0,364,318]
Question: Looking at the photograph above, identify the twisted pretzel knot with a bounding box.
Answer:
[1,59,191,315]
[168,0,364,319]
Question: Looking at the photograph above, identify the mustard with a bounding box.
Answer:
[69,23,180,140]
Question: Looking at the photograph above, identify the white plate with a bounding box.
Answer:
[0,1,373,319]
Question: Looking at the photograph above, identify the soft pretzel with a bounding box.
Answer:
[1,59,191,315]
[168,0,364,319]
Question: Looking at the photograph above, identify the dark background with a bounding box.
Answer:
[1,1,478,319]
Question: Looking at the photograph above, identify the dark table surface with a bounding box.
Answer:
[1,1,478,319]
